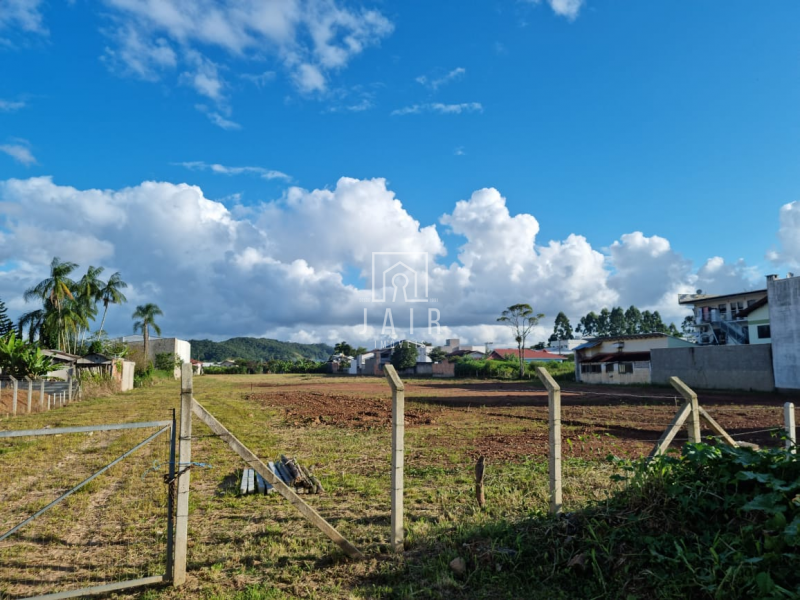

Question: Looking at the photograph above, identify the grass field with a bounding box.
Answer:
[0,374,792,599]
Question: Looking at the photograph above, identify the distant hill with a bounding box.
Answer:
[189,337,334,362]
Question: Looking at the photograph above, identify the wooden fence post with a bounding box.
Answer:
[25,377,32,413]
[10,376,18,416]
[535,367,562,515]
[173,363,193,586]
[384,364,405,552]
[670,377,701,443]
[40,379,45,410]
[785,402,796,453]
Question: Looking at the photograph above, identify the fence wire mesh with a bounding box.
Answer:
[0,424,172,599]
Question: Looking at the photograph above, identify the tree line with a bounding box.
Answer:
[1,256,165,369]
[546,306,681,342]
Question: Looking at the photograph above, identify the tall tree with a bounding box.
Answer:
[498,303,544,378]
[429,347,447,362]
[132,303,163,367]
[391,341,418,370]
[576,311,599,337]
[609,307,626,336]
[75,265,104,346]
[333,341,355,356]
[548,311,574,344]
[681,315,695,336]
[624,305,642,334]
[97,272,128,333]
[0,297,12,337]
[597,308,611,337]
[23,257,79,351]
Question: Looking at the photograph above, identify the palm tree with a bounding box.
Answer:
[24,257,78,350]
[132,303,163,367]
[18,307,48,344]
[75,265,105,346]
[97,272,128,333]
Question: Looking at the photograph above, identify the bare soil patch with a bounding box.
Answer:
[247,379,797,462]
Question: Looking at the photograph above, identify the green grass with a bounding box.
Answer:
[4,373,786,599]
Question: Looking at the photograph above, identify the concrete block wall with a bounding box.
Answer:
[127,337,192,378]
[651,345,774,392]
[769,276,800,390]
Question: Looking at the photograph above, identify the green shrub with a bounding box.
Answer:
[389,442,800,598]
[154,352,179,371]
[0,332,55,378]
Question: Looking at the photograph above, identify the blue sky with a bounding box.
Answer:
[1,0,799,345]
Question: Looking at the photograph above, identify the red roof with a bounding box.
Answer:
[489,349,567,361]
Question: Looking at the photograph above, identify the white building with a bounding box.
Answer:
[544,339,587,356]
[575,333,694,385]
[121,336,191,378]
[678,288,768,345]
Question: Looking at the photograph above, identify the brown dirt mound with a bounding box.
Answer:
[246,391,436,429]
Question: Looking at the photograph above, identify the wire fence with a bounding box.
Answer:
[0,423,172,599]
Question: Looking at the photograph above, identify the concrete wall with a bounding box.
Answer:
[651,345,774,391]
[127,337,192,378]
[121,361,135,391]
[769,276,800,389]
[432,361,455,377]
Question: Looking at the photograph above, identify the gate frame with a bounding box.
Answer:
[0,417,177,599]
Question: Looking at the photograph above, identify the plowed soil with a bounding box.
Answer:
[245,379,800,462]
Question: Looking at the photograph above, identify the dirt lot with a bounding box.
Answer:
[2,374,799,599]
[246,378,799,461]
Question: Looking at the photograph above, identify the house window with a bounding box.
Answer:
[618,363,633,374]
[581,364,602,374]
[605,363,614,373]
[718,304,727,319]
[757,325,771,339]
[731,301,744,319]
[747,299,757,307]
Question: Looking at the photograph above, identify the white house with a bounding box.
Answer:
[575,333,694,385]
[678,288,768,345]
[544,339,587,356]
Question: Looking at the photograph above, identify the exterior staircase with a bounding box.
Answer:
[719,319,749,345]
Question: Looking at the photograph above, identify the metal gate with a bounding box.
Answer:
[0,415,177,599]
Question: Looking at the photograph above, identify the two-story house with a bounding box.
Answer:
[678,288,768,345]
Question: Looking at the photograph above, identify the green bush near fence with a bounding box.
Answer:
[378,442,800,598]
[452,356,575,381]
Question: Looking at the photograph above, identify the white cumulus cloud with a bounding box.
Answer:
[0,175,780,347]
[769,201,800,269]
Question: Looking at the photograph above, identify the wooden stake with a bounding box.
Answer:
[384,364,405,552]
[670,377,701,443]
[535,367,562,515]
[173,363,193,586]
[475,456,486,509]
[649,401,692,458]
[191,398,364,560]
[785,402,796,453]
[698,407,737,447]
